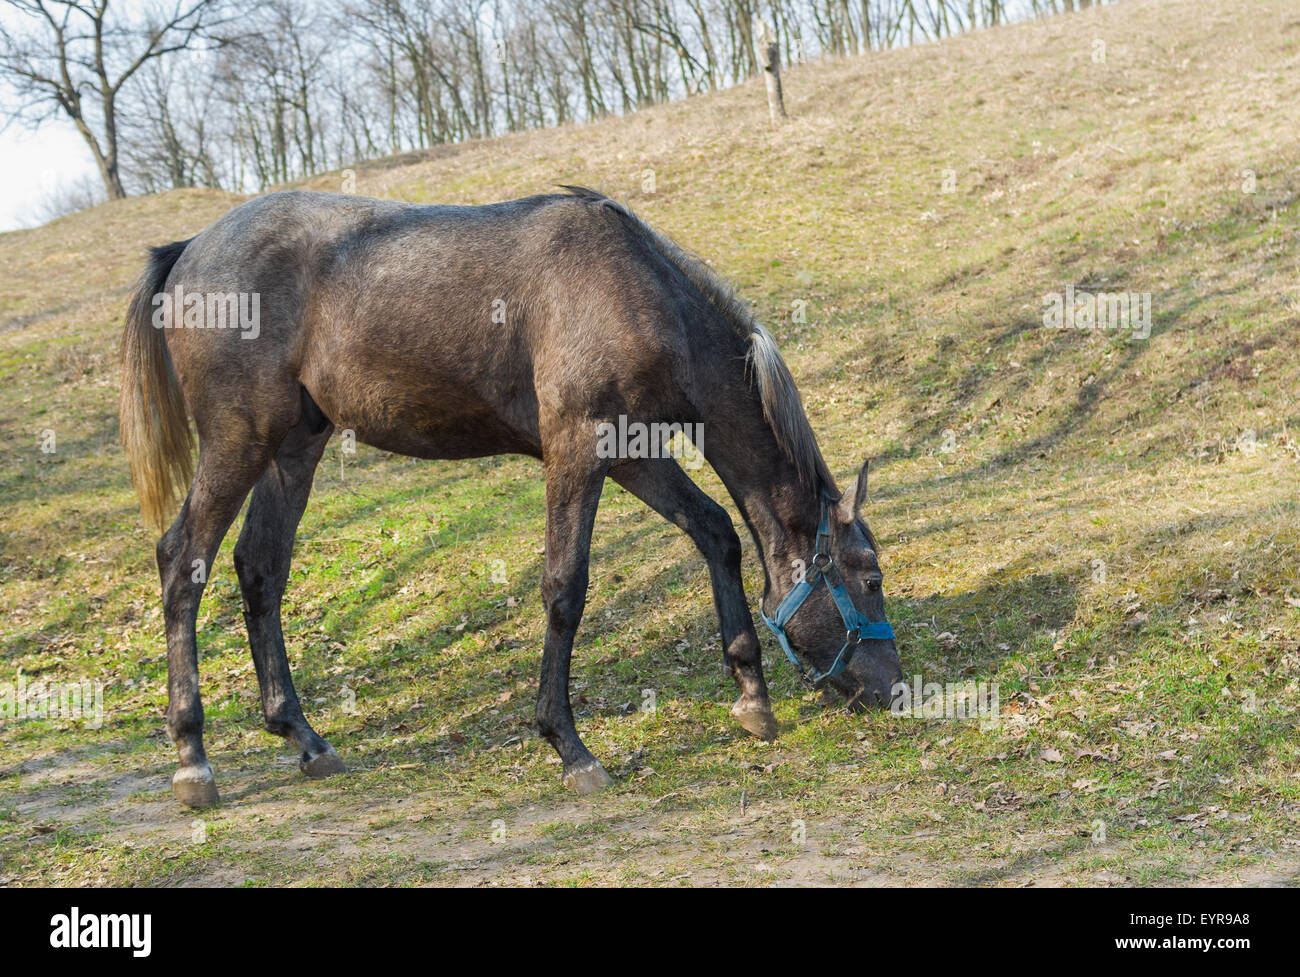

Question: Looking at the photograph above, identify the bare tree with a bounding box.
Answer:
[0,0,224,198]
[121,56,225,191]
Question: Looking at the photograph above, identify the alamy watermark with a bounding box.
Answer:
[595,415,705,470]
[151,284,261,339]
[1043,285,1151,340]
[0,676,104,729]
[890,675,1000,730]
[49,908,150,957]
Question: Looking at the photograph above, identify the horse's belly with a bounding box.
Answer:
[303,371,540,460]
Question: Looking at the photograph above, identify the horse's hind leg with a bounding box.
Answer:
[610,458,777,740]
[232,391,343,778]
[159,441,277,808]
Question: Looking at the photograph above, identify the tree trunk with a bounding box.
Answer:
[755,23,786,124]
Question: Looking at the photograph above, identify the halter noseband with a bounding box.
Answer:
[760,502,896,688]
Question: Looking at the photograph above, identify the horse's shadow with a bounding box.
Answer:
[178,437,1096,782]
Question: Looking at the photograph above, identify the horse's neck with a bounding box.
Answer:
[702,400,824,607]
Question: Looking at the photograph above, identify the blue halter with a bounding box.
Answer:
[760,503,895,687]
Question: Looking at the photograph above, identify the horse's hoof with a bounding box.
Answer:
[562,760,615,794]
[300,746,347,779]
[731,697,778,741]
[172,763,219,808]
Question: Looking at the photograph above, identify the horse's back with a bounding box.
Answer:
[161,190,711,457]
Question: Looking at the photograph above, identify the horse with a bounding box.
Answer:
[119,186,902,807]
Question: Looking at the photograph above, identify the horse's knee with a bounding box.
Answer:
[696,502,741,567]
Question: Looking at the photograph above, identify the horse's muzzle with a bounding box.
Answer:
[842,641,903,711]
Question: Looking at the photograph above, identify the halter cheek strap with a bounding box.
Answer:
[760,504,895,687]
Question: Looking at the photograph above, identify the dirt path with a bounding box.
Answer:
[4,741,1296,887]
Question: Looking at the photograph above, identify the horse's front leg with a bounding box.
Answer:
[610,458,777,740]
[536,443,613,794]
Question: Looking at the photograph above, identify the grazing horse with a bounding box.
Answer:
[119,187,902,807]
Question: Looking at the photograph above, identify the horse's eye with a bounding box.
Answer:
[867,578,882,592]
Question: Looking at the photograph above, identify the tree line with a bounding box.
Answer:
[0,0,1112,205]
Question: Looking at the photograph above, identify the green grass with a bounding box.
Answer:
[2,0,1300,886]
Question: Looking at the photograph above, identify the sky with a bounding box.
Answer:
[0,120,98,232]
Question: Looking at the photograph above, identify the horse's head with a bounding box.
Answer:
[766,459,903,710]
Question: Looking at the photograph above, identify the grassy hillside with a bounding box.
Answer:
[1,0,1298,885]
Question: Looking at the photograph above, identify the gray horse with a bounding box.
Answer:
[119,187,902,807]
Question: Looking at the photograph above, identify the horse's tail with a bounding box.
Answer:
[119,239,195,532]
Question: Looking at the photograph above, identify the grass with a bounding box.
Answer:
[1,0,1299,886]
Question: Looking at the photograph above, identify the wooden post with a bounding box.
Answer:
[755,21,787,124]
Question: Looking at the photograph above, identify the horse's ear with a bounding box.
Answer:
[836,458,870,523]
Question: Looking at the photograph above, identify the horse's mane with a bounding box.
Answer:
[561,186,835,498]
